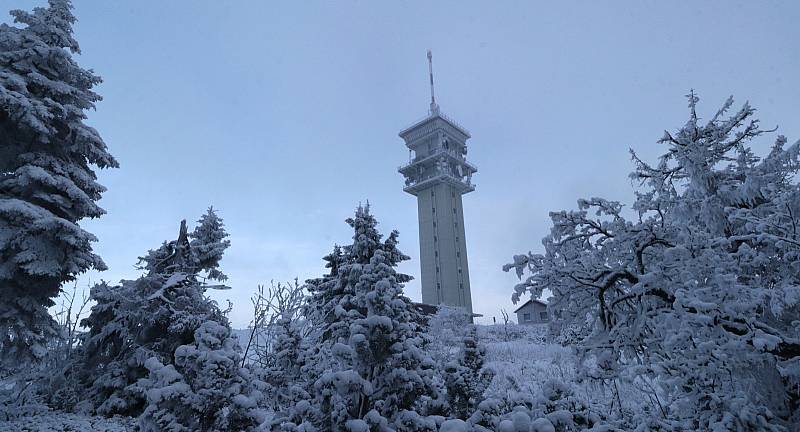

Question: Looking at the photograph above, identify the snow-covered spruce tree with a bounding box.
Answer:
[443,330,494,419]
[135,320,265,432]
[505,93,800,430]
[298,244,347,375]
[188,206,231,282]
[0,0,117,368]
[278,204,446,430]
[259,281,308,412]
[74,210,231,416]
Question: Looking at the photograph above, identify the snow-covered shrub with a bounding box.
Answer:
[260,314,307,411]
[72,210,232,416]
[243,279,307,368]
[476,323,547,345]
[135,320,266,432]
[505,93,800,429]
[463,380,612,432]
[427,306,473,365]
[444,332,494,419]
[0,0,117,370]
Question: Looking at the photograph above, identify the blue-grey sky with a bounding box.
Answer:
[5,1,798,327]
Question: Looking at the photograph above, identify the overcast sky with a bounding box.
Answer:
[5,1,798,327]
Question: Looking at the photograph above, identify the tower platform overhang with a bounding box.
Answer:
[401,174,475,196]
[399,112,471,145]
[398,151,478,176]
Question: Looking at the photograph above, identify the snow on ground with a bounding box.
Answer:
[478,324,575,399]
[0,412,135,432]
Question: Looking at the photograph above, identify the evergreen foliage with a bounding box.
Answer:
[443,332,493,419]
[277,204,447,431]
[0,0,117,368]
[262,314,307,411]
[135,320,265,432]
[73,210,230,417]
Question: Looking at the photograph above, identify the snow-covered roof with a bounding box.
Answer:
[398,110,471,140]
[513,298,548,314]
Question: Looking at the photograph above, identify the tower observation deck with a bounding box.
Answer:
[398,51,476,314]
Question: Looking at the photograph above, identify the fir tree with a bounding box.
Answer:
[280,204,445,430]
[0,0,117,367]
[262,314,307,412]
[189,206,230,282]
[136,321,266,432]
[74,211,230,416]
[443,331,494,419]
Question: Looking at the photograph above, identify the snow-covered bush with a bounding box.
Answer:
[427,306,474,365]
[476,323,547,346]
[71,210,232,416]
[505,93,800,429]
[443,332,494,419]
[463,379,613,432]
[135,320,266,431]
[0,0,117,370]
[243,279,307,368]
[261,313,307,410]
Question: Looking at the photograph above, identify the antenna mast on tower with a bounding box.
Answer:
[427,50,439,114]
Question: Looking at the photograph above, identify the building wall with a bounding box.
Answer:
[516,302,549,324]
[417,182,473,313]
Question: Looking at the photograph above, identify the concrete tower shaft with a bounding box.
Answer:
[398,105,476,313]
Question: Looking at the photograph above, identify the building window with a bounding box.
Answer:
[453,208,456,214]
[432,207,435,213]
[431,190,434,197]
[437,282,441,290]
[434,250,438,257]
[432,220,436,227]
[523,313,531,322]
[457,251,461,257]
[436,266,440,273]
[434,235,437,242]
[540,312,548,321]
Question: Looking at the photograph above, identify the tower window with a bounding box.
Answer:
[457,251,461,257]
[436,266,440,273]
[434,235,437,242]
[453,208,456,214]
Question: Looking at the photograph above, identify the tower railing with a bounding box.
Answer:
[402,171,475,190]
[398,147,476,172]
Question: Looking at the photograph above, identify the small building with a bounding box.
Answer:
[514,299,549,325]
